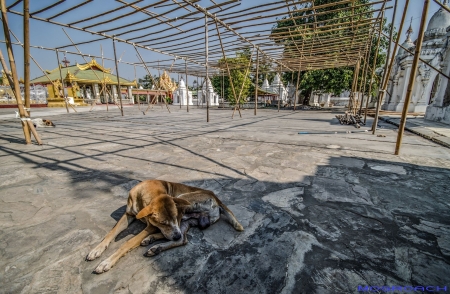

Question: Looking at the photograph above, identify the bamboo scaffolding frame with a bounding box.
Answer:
[0,0,394,128]
[1,0,41,145]
[5,0,387,75]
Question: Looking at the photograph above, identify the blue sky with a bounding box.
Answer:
[0,0,443,86]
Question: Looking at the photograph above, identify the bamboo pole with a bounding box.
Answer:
[254,48,259,115]
[349,58,361,114]
[185,59,189,112]
[23,0,30,118]
[358,37,373,114]
[112,37,124,116]
[395,0,429,155]
[0,0,42,145]
[294,66,301,110]
[55,50,70,113]
[101,45,109,112]
[364,12,384,124]
[372,0,398,134]
[205,14,209,123]
[233,47,254,118]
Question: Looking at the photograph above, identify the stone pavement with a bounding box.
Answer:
[0,106,449,294]
[377,114,450,148]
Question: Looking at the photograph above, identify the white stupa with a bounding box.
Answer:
[270,73,288,101]
[172,78,193,105]
[198,77,219,106]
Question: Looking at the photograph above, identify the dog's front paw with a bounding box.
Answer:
[234,223,244,232]
[140,235,156,246]
[94,259,114,274]
[144,246,162,257]
[86,244,107,261]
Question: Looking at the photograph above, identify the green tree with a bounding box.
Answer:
[272,0,392,104]
[211,48,253,105]
[138,74,159,89]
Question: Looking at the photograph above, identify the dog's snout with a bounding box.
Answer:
[172,232,181,241]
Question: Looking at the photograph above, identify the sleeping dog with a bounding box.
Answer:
[87,180,243,273]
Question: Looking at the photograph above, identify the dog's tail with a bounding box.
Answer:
[216,198,244,231]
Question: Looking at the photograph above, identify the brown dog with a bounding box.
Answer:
[86,180,243,274]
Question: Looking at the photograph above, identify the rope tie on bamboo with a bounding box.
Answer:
[15,111,30,121]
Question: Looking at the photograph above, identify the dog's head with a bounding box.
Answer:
[43,119,55,127]
[136,195,191,241]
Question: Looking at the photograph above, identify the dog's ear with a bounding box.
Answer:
[136,205,153,219]
[173,198,191,212]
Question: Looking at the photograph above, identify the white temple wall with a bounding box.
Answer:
[425,39,450,124]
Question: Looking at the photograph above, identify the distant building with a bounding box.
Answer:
[30,59,136,107]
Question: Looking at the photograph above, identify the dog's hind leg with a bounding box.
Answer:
[94,225,157,274]
[218,203,244,231]
[144,219,197,257]
[86,213,135,261]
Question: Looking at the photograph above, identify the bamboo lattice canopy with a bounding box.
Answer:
[4,0,390,76]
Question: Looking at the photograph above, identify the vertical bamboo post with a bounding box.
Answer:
[101,45,109,112]
[134,64,140,110]
[205,14,209,122]
[294,66,301,111]
[364,11,384,124]
[55,50,70,113]
[349,58,361,115]
[197,75,199,107]
[358,38,373,115]
[112,36,124,116]
[278,68,281,112]
[185,59,189,112]
[178,73,181,109]
[23,0,30,119]
[395,0,429,155]
[221,70,224,108]
[372,0,399,134]
[254,48,259,115]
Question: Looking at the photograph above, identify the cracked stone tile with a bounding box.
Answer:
[262,187,305,216]
[368,163,407,175]
[311,177,372,204]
